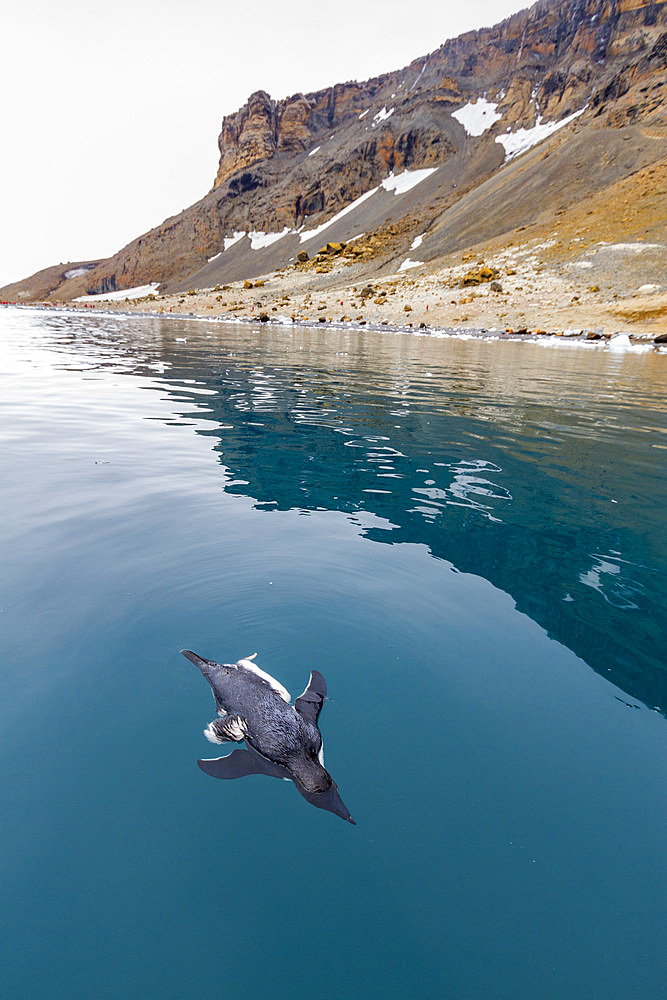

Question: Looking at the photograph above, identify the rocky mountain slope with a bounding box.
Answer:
[3,0,665,304]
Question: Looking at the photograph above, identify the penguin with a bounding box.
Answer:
[182,649,355,824]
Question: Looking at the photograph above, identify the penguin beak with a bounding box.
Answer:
[182,648,221,687]
[181,649,208,668]
[295,778,356,825]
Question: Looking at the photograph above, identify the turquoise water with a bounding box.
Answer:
[1,307,665,1000]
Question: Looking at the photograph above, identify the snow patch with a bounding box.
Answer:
[74,283,160,302]
[382,168,437,195]
[248,227,292,250]
[372,106,395,127]
[299,187,379,243]
[410,234,424,250]
[602,242,664,252]
[64,266,94,280]
[452,98,502,136]
[308,145,321,156]
[358,109,369,119]
[224,231,247,251]
[398,258,423,271]
[496,107,585,161]
[298,170,436,246]
[207,252,222,263]
[411,60,427,90]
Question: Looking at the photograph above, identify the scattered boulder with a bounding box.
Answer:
[460,266,498,287]
[258,311,269,322]
[489,281,503,293]
[243,279,253,289]
[297,251,309,262]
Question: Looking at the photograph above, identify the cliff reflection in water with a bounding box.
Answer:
[49,314,667,713]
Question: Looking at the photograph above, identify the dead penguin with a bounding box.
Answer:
[182,649,355,824]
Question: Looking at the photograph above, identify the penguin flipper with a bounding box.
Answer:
[198,749,291,781]
[294,670,327,725]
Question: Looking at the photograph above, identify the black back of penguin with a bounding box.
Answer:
[182,649,355,824]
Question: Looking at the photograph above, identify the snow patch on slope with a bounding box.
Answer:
[74,283,160,302]
[64,266,95,280]
[372,106,395,127]
[452,98,502,136]
[299,188,380,243]
[496,107,586,161]
[249,227,291,250]
[224,231,247,251]
[299,169,437,244]
[209,231,247,259]
[382,168,437,195]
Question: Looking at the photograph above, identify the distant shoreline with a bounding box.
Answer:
[4,299,666,353]
[5,237,667,347]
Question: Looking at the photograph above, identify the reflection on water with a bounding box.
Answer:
[25,308,665,713]
[411,459,513,523]
[579,551,646,610]
[1,308,665,1000]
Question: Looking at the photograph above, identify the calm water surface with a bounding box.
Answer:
[1,308,665,1000]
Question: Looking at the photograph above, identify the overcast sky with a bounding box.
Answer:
[1,0,529,287]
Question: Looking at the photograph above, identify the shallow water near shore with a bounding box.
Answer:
[1,307,665,1000]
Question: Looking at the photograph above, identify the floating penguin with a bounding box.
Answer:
[182,649,355,824]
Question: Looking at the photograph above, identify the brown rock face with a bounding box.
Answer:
[434,76,463,104]
[4,0,664,302]
[213,79,385,188]
[211,0,666,199]
[277,95,312,152]
[214,90,278,187]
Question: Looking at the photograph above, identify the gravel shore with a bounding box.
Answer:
[32,234,667,343]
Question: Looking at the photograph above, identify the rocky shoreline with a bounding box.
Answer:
[14,231,666,347]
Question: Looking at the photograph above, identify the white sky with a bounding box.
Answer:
[1,0,529,287]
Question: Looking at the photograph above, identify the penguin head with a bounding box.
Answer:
[290,754,356,825]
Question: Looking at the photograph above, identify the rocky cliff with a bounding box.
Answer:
[3,0,665,302]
